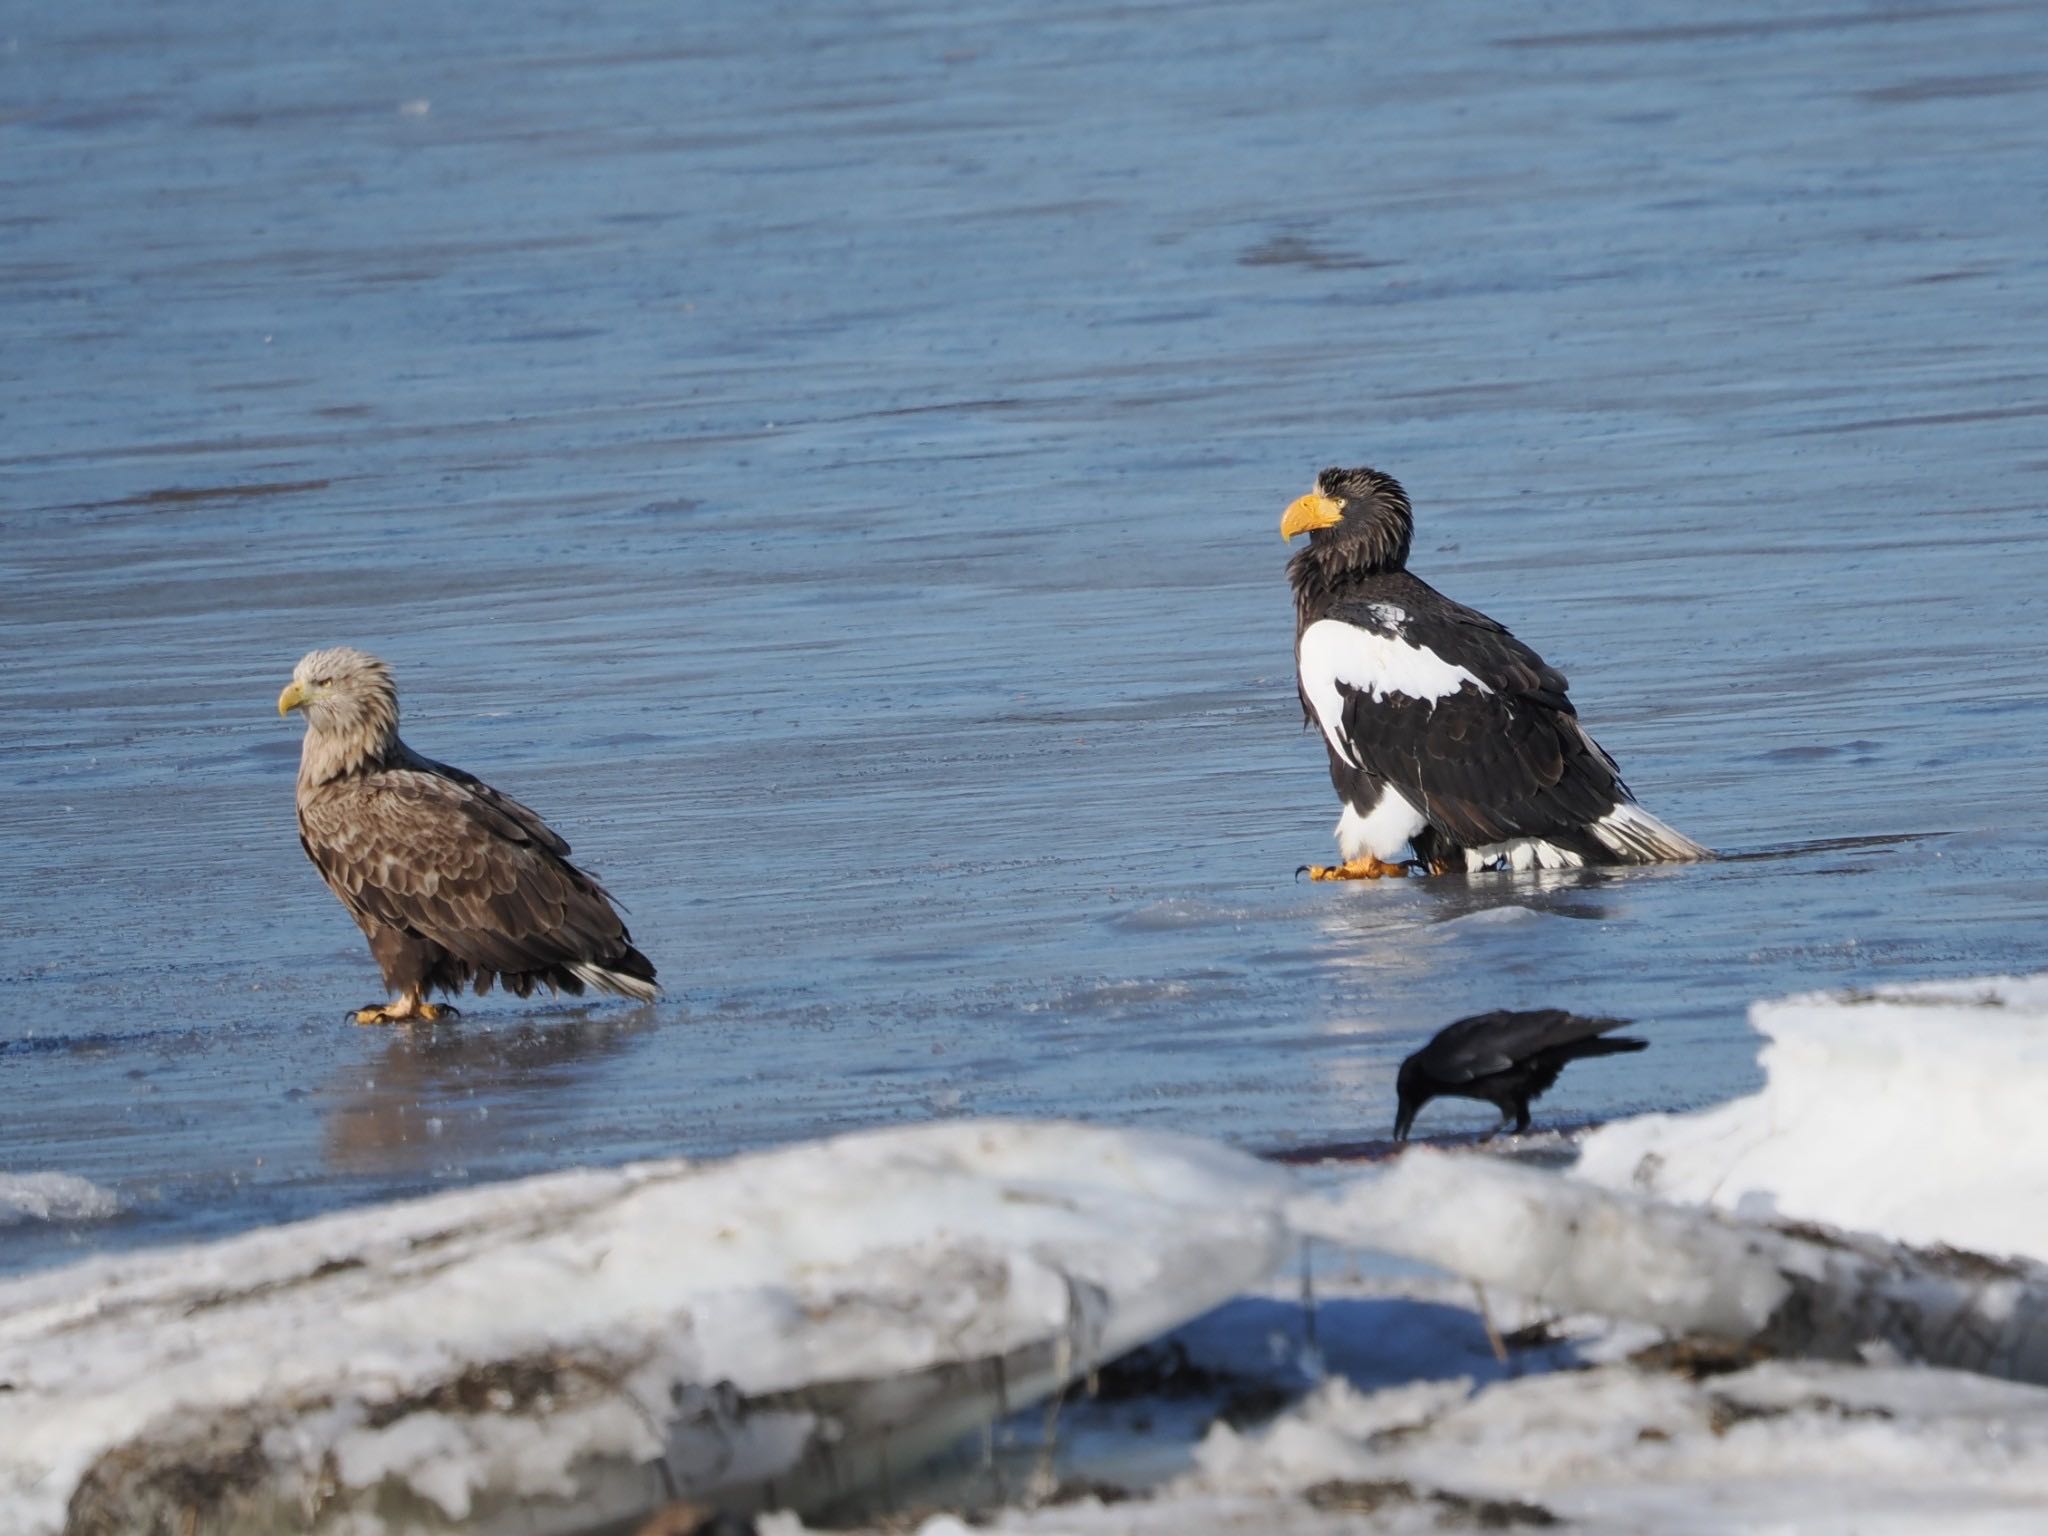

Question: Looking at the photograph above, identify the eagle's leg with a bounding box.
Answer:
[352,989,459,1026]
[1301,855,1410,881]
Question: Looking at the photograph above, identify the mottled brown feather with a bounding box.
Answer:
[286,647,658,1005]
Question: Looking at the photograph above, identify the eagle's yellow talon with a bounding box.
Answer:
[351,995,457,1026]
[1304,856,1409,881]
[1302,863,1351,882]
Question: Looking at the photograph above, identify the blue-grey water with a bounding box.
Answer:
[5,0,2048,1276]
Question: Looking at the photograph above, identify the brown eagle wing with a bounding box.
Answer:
[297,763,633,980]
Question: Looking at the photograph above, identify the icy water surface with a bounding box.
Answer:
[6,0,2048,1274]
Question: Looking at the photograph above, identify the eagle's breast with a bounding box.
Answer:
[1297,614,1492,768]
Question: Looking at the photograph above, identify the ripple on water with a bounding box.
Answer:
[4,0,2048,1272]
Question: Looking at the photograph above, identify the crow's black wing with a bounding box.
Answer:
[1412,1009,1635,1085]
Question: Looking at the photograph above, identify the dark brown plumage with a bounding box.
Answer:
[279,646,657,1024]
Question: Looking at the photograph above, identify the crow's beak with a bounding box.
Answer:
[1392,1099,1417,1143]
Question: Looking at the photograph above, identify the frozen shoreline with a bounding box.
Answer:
[12,976,2048,1533]
[1,1123,1289,1536]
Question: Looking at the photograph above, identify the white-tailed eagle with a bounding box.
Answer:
[279,647,657,1024]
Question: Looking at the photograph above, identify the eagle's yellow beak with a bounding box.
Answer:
[1281,491,1344,541]
[278,680,312,717]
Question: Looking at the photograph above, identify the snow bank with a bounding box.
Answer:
[1577,975,2048,1261]
[1175,1356,2048,1535]
[801,1298,2048,1534]
[1297,1150,2048,1384]
[1292,1151,1790,1339]
[0,1121,1292,1536]
[0,1172,119,1226]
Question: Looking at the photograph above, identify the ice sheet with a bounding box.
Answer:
[0,1121,1291,1536]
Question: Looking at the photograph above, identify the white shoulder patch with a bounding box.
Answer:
[1298,618,1491,767]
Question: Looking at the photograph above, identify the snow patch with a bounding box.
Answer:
[0,1173,119,1226]
[807,1319,2048,1534]
[1292,1151,1793,1340]
[1176,1359,2048,1535]
[1577,974,2048,1262]
[0,1121,1293,1536]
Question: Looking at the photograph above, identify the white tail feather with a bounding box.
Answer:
[569,962,659,1003]
[1591,801,1713,864]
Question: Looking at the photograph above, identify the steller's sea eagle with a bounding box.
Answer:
[278,647,657,1024]
[1283,466,1709,879]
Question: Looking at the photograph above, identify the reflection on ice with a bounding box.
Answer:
[322,1011,659,1174]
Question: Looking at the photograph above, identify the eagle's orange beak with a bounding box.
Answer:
[1280,491,1343,540]
[278,680,312,717]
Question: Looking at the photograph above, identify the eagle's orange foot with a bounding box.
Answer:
[350,998,458,1026]
[1300,855,1410,881]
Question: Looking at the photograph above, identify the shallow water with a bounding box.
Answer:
[6,0,2048,1275]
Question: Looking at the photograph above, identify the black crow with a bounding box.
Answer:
[1393,1009,1647,1141]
